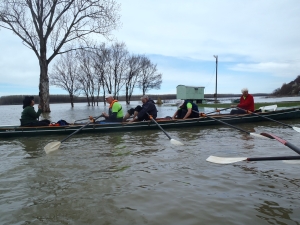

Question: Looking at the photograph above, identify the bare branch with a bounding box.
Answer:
[0,0,121,112]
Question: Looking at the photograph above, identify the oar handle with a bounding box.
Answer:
[60,115,102,143]
[147,113,172,140]
[236,107,292,128]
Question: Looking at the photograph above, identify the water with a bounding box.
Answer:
[1,98,300,224]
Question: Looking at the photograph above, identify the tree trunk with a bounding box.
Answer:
[125,86,130,104]
[91,96,95,106]
[86,95,90,106]
[39,55,51,112]
[70,94,74,107]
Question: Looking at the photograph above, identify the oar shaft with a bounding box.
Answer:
[208,155,300,164]
[261,132,300,155]
[286,142,300,155]
[147,113,172,140]
[196,110,250,135]
[247,156,300,161]
[74,118,90,122]
[60,115,102,143]
[210,116,249,134]
[236,107,293,128]
[75,116,100,122]
[198,111,300,153]
[206,107,232,115]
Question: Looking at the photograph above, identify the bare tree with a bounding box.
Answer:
[124,54,143,104]
[49,51,80,107]
[138,58,162,95]
[77,49,97,106]
[77,71,92,106]
[104,42,128,98]
[92,43,111,105]
[0,1,120,112]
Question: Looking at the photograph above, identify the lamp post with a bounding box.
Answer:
[213,55,218,103]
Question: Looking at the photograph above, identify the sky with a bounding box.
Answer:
[1,0,300,97]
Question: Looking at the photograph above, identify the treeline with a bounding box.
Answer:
[0,93,272,105]
[0,94,177,105]
[273,75,300,96]
[0,95,86,105]
[49,42,162,107]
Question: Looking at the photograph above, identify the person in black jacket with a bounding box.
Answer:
[124,95,157,122]
[172,100,199,119]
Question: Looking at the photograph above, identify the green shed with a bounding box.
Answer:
[176,85,205,103]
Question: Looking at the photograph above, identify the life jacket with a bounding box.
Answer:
[180,100,199,112]
[109,100,118,108]
[108,100,123,116]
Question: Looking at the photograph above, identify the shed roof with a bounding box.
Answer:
[176,85,205,88]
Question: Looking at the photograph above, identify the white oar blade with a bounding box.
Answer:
[44,141,61,154]
[292,126,300,133]
[170,139,184,146]
[206,156,247,164]
[250,133,269,139]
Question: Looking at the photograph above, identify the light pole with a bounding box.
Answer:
[213,55,218,103]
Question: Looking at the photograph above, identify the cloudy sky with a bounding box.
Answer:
[1,0,300,97]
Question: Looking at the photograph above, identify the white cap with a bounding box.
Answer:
[105,94,113,98]
[140,95,149,100]
[241,88,248,93]
[177,100,185,106]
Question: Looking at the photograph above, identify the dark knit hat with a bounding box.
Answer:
[23,96,34,109]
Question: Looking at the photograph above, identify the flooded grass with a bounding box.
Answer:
[200,101,300,108]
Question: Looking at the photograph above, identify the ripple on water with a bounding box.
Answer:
[1,117,300,224]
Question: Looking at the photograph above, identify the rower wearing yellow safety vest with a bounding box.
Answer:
[101,94,124,122]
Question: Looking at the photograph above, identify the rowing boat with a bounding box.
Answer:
[1,107,300,138]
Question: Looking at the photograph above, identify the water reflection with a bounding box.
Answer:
[18,137,45,158]
[234,164,300,224]
[256,201,295,224]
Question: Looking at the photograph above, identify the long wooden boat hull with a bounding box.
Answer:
[1,107,300,138]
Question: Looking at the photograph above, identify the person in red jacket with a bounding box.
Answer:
[230,88,255,115]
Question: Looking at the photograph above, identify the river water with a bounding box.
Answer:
[1,97,300,225]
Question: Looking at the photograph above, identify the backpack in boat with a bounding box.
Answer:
[57,120,69,126]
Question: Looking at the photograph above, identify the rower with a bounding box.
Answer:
[230,88,255,115]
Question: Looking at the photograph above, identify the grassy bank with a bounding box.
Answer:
[198,102,300,108]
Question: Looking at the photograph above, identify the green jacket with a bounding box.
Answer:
[20,106,42,125]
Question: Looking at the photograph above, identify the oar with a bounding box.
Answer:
[260,132,300,155]
[74,116,99,123]
[147,113,184,146]
[236,107,300,133]
[197,111,300,151]
[206,132,300,164]
[196,111,268,139]
[206,155,300,164]
[74,118,91,123]
[44,115,102,154]
[206,107,232,115]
